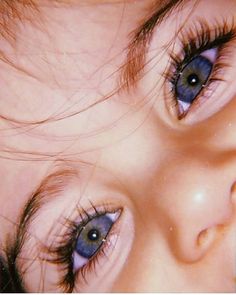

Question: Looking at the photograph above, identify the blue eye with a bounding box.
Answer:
[76,215,113,259]
[174,48,217,115]
[73,212,119,271]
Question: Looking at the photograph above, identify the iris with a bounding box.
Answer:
[175,55,213,104]
[75,214,114,259]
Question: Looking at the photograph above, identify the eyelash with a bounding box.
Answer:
[43,203,121,293]
[165,18,236,119]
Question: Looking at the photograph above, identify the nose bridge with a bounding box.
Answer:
[153,146,236,262]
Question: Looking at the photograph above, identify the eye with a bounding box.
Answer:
[73,212,120,271]
[175,48,217,116]
[166,21,236,121]
[41,204,123,292]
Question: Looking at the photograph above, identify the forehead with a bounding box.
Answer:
[0,0,155,142]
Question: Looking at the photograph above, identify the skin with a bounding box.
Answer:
[0,0,236,292]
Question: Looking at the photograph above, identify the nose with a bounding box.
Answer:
[152,147,236,263]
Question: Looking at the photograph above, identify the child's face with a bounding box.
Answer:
[0,0,236,292]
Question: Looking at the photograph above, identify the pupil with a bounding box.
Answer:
[87,228,100,241]
[187,73,199,86]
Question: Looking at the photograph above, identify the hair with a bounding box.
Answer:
[0,256,14,292]
[0,0,188,292]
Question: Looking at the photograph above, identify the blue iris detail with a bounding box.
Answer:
[75,215,113,259]
[175,55,213,104]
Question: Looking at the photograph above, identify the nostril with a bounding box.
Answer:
[230,183,236,205]
[197,225,227,253]
[197,228,216,249]
[230,181,236,193]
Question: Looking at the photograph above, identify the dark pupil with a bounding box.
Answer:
[87,228,100,241]
[187,73,199,86]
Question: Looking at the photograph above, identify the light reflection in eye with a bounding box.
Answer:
[175,47,218,115]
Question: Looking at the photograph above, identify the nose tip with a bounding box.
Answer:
[156,156,235,264]
[167,184,234,263]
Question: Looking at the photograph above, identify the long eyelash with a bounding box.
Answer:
[172,18,235,71]
[41,202,119,293]
[165,18,236,118]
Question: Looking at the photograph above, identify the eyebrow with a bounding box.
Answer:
[4,168,78,292]
[120,0,188,90]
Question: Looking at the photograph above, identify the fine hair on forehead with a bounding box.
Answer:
[0,0,186,133]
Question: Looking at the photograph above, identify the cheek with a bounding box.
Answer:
[98,111,166,189]
[206,94,236,150]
